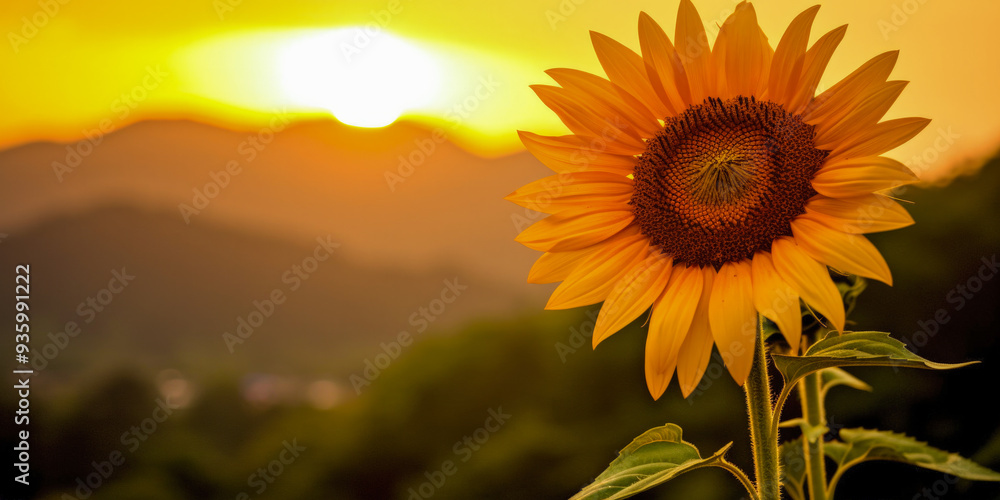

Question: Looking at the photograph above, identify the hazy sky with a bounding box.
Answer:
[3,0,997,177]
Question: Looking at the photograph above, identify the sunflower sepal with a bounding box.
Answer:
[569,423,757,500]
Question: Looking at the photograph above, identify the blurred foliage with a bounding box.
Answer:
[4,310,751,500]
[3,159,1000,499]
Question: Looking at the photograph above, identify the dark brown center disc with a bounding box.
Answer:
[630,96,829,268]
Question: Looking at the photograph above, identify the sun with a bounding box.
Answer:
[278,29,442,128]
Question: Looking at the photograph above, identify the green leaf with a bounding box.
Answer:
[771,331,976,389]
[827,428,1000,482]
[570,423,733,500]
[820,367,872,400]
[779,437,807,500]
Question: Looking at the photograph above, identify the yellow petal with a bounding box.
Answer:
[708,260,756,385]
[593,252,672,347]
[546,233,650,309]
[791,217,893,285]
[674,0,713,103]
[528,249,590,284]
[787,25,847,114]
[710,15,731,99]
[546,68,661,136]
[518,131,637,173]
[815,81,908,148]
[638,11,690,112]
[676,266,716,397]
[769,5,820,108]
[516,209,634,252]
[751,252,802,353]
[527,226,643,284]
[530,86,600,140]
[804,194,914,234]
[809,81,897,137]
[590,31,671,118]
[812,155,918,198]
[505,171,633,214]
[645,264,703,399]
[531,85,647,152]
[827,117,931,162]
[804,51,898,124]
[716,2,772,98]
[771,237,845,331]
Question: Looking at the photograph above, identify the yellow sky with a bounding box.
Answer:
[2,0,999,177]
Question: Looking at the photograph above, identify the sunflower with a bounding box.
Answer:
[508,1,927,399]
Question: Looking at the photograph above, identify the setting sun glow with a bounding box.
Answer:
[3,0,1000,169]
[278,30,442,128]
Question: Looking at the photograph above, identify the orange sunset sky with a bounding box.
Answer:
[3,0,999,178]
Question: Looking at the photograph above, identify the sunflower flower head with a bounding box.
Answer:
[508,1,926,399]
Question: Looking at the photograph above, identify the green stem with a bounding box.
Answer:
[770,385,794,443]
[799,371,828,500]
[826,460,852,499]
[719,461,761,500]
[745,316,780,500]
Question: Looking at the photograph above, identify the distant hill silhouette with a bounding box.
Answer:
[0,118,550,288]
[0,205,534,380]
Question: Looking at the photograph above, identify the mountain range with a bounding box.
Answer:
[0,119,554,379]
